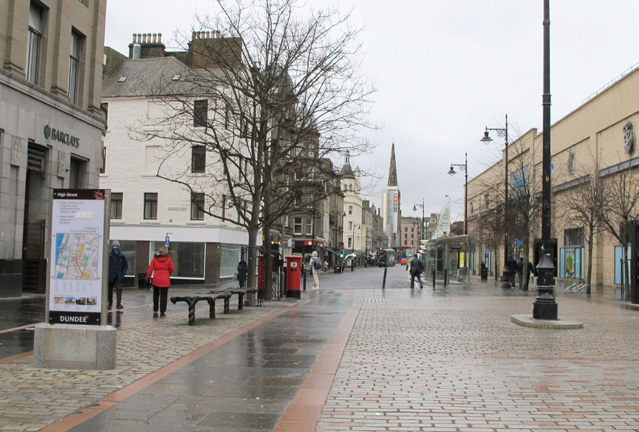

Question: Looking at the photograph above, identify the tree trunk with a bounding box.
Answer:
[523,237,531,291]
[586,227,594,295]
[246,225,259,291]
[263,224,273,301]
[623,245,630,300]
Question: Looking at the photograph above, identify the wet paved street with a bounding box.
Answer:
[1,266,639,431]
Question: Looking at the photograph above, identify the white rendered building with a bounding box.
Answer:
[341,153,363,255]
[101,34,253,286]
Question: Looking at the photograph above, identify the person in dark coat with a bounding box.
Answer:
[507,256,518,288]
[146,247,174,317]
[237,260,248,288]
[517,257,524,289]
[409,256,424,288]
[108,240,128,310]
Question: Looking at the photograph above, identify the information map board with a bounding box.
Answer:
[48,190,108,325]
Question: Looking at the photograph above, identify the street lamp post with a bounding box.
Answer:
[481,114,512,289]
[447,152,468,235]
[533,0,558,319]
[413,199,425,242]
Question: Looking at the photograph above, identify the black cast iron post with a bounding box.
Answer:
[481,115,511,288]
[533,0,558,319]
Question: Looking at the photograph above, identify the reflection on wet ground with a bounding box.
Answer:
[0,267,637,361]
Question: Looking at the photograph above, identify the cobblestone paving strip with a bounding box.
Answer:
[0,303,291,432]
[315,294,639,432]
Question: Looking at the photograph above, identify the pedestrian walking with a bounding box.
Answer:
[517,257,524,289]
[146,247,174,318]
[507,256,518,288]
[237,260,248,288]
[409,255,424,288]
[324,260,329,272]
[108,240,128,310]
[309,251,322,290]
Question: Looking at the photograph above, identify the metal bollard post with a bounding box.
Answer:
[303,269,306,291]
[432,270,436,288]
[444,268,448,287]
[382,267,387,289]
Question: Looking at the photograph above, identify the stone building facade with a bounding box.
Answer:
[467,66,639,289]
[0,0,107,296]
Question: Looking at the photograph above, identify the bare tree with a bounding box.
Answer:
[556,160,607,294]
[472,137,541,289]
[135,0,374,291]
[599,164,639,299]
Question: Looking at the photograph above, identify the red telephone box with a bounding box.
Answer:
[285,255,302,299]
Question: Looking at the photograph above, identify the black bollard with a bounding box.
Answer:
[444,268,448,287]
[382,267,387,289]
[432,270,436,288]
[303,269,306,291]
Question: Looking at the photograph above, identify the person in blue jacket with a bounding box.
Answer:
[108,240,128,310]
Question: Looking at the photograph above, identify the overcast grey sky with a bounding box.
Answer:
[105,0,639,224]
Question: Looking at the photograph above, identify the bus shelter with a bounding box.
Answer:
[420,235,473,286]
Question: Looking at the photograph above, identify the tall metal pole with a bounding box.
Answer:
[502,115,511,288]
[533,0,558,319]
[421,198,425,242]
[464,152,468,235]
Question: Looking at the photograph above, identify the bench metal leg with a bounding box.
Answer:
[205,298,216,319]
[223,297,230,314]
[237,293,244,310]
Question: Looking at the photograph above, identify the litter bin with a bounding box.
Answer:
[137,272,147,289]
[480,266,488,281]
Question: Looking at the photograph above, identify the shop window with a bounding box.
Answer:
[614,245,632,285]
[118,240,136,276]
[152,241,205,279]
[559,247,583,278]
[482,250,493,272]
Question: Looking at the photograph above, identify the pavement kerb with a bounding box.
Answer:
[511,313,584,329]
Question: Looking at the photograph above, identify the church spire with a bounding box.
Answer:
[387,142,398,186]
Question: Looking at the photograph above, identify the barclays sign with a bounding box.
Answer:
[44,124,80,148]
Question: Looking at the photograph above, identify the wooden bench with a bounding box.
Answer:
[170,294,232,326]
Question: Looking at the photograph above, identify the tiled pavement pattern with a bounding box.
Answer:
[316,293,639,432]
[0,302,290,432]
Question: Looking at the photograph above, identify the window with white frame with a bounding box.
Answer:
[194,100,208,127]
[294,217,302,234]
[110,192,123,219]
[191,145,206,173]
[191,193,204,220]
[144,193,158,220]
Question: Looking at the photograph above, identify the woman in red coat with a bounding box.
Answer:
[146,247,174,317]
